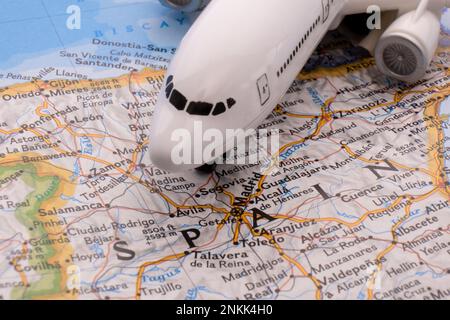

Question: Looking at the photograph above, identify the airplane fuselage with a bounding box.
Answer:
[149,0,446,172]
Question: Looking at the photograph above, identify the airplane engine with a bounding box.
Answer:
[159,0,210,12]
[374,8,441,83]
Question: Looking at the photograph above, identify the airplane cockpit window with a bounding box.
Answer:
[187,101,214,115]
[165,75,236,116]
[170,89,188,110]
[212,102,226,116]
[165,82,174,99]
[165,75,174,98]
[227,98,236,108]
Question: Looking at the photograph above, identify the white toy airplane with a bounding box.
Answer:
[150,0,447,172]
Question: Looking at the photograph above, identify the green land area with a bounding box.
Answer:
[0,164,62,299]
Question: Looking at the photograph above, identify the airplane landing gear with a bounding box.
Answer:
[195,162,217,174]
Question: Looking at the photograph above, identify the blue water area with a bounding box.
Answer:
[0,0,99,68]
[0,0,172,70]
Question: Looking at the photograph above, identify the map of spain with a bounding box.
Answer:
[0,0,449,300]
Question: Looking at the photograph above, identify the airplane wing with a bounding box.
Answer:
[342,0,444,15]
[338,0,444,53]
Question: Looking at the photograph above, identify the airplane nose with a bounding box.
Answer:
[149,136,196,172]
[148,103,199,172]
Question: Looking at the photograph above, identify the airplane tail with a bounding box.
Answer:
[414,0,430,21]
